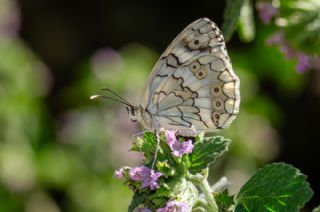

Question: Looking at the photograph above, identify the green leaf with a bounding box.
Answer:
[235,163,313,212]
[188,136,230,174]
[156,160,174,176]
[222,0,245,42]
[215,190,235,212]
[128,192,146,212]
[238,0,255,42]
[131,132,157,153]
[130,132,159,164]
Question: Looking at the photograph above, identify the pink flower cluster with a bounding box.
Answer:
[165,131,194,158]
[156,200,190,212]
[115,130,195,211]
[256,2,279,24]
[129,166,163,190]
[115,166,163,190]
[136,200,190,212]
[256,2,320,72]
[267,32,320,72]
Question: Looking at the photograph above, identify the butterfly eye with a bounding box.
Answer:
[188,39,201,49]
[197,71,203,76]
[212,112,221,126]
[190,62,208,79]
[195,70,206,79]
[210,82,224,97]
[190,62,200,72]
[212,98,224,111]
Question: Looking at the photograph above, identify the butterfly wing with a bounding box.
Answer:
[140,18,217,109]
[140,18,240,132]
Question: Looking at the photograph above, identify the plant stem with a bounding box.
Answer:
[199,178,219,212]
[187,173,218,212]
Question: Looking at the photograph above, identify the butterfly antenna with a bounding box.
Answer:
[101,88,132,105]
[90,94,133,107]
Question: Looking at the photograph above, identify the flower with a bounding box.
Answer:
[114,168,124,179]
[296,53,311,73]
[129,166,147,181]
[156,200,190,212]
[267,31,320,72]
[129,166,162,190]
[136,207,152,212]
[266,32,294,59]
[256,2,279,24]
[165,131,194,158]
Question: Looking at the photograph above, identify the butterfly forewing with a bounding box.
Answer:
[139,18,240,133]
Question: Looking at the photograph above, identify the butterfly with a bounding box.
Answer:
[92,18,240,136]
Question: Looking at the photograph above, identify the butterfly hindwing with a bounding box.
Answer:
[140,18,240,133]
[155,55,239,130]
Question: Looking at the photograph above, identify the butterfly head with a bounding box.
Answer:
[126,106,138,122]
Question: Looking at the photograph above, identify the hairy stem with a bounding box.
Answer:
[187,172,218,212]
[199,178,218,211]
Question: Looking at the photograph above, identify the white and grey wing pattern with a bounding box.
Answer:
[139,18,240,132]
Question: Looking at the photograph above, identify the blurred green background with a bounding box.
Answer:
[0,0,319,211]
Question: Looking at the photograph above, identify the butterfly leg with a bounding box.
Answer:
[131,130,147,140]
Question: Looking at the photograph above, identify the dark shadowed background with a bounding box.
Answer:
[0,0,319,211]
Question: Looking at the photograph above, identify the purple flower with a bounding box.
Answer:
[156,200,190,212]
[129,166,162,190]
[267,32,295,59]
[129,166,146,181]
[165,131,194,158]
[256,2,279,24]
[266,31,320,72]
[136,207,152,212]
[114,168,124,179]
[296,53,311,73]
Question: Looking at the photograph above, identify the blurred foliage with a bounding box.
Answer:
[238,0,256,42]
[222,0,245,42]
[0,0,319,211]
[279,0,320,55]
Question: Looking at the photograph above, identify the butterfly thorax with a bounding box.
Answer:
[137,106,159,130]
[127,105,159,131]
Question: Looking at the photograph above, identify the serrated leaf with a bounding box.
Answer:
[235,163,313,212]
[131,132,157,153]
[215,190,235,212]
[188,136,230,174]
[222,0,245,42]
[128,192,146,212]
[143,131,158,145]
[238,0,255,42]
